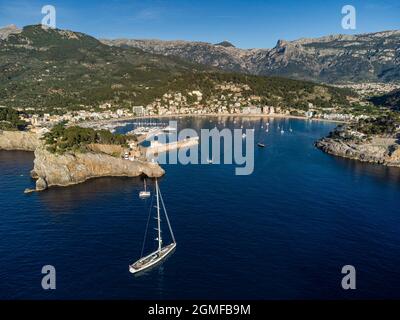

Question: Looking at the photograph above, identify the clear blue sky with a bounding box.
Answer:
[0,0,399,48]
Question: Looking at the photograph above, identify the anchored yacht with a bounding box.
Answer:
[130,179,176,274]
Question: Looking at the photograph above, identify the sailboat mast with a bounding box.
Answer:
[156,179,162,253]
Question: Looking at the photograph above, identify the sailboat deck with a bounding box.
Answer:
[130,243,176,273]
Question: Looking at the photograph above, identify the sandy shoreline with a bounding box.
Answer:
[83,113,347,128]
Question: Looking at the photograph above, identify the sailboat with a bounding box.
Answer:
[257,119,266,148]
[130,179,176,274]
[139,179,151,199]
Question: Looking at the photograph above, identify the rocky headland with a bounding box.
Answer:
[0,130,40,151]
[31,145,164,191]
[0,130,164,192]
[316,117,400,166]
[316,136,400,166]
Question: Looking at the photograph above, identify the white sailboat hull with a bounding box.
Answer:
[139,191,151,199]
[129,243,176,274]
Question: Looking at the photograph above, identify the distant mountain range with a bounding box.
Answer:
[0,24,202,110]
[0,24,353,112]
[102,30,400,84]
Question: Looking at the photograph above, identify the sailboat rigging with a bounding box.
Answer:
[130,179,176,274]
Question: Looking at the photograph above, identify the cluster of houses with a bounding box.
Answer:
[334,82,400,98]
[18,106,139,131]
[143,85,289,117]
[320,113,369,121]
[12,82,378,131]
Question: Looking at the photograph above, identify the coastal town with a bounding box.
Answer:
[4,81,398,133]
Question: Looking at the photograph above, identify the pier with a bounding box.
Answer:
[145,137,199,155]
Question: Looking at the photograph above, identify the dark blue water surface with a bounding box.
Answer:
[1,117,400,300]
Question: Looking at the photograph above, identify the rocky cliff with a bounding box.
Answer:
[316,136,400,166]
[0,130,40,151]
[102,30,400,83]
[0,24,21,40]
[316,115,400,166]
[31,146,165,191]
[1,129,164,192]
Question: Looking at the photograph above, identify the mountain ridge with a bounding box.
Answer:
[101,29,400,83]
[0,24,354,114]
[3,24,399,84]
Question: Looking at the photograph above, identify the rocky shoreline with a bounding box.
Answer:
[0,130,164,192]
[31,146,164,191]
[316,134,400,167]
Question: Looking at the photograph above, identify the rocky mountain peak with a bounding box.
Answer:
[275,39,289,48]
[215,41,235,48]
[0,24,22,40]
[102,29,400,83]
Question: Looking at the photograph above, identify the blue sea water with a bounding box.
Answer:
[1,116,400,300]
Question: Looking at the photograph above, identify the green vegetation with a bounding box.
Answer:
[0,107,27,130]
[0,25,203,112]
[43,123,128,154]
[163,72,354,110]
[370,89,400,111]
[354,113,400,136]
[0,25,354,114]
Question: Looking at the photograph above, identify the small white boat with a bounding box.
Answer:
[139,180,151,199]
[207,158,213,164]
[242,133,247,139]
[130,179,176,274]
[281,129,285,134]
[163,126,177,133]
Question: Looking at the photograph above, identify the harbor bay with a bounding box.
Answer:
[1,117,400,299]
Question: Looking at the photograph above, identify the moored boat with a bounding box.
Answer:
[130,179,176,274]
